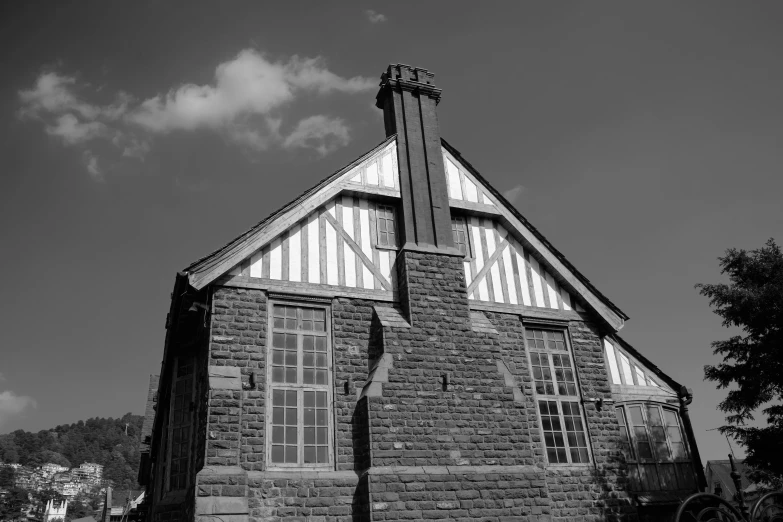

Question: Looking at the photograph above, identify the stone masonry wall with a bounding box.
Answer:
[483,312,637,522]
[367,251,537,467]
[200,287,370,521]
[185,254,640,522]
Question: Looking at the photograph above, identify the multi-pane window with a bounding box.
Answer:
[376,205,397,248]
[526,327,590,464]
[451,216,472,257]
[614,403,695,492]
[168,357,193,490]
[528,331,577,396]
[616,404,688,462]
[268,303,332,468]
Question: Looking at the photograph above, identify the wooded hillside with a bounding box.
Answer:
[0,413,144,489]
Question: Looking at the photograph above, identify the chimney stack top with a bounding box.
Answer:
[376,64,442,109]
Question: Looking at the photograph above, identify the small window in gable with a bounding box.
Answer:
[375,205,397,249]
[451,216,472,258]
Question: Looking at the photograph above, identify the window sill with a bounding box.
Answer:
[375,244,399,251]
[264,465,334,472]
[545,463,593,469]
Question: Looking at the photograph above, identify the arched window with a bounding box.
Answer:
[615,403,696,492]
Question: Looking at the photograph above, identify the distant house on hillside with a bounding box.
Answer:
[40,463,69,480]
[138,63,707,522]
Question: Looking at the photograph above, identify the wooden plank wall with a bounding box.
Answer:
[463,217,583,312]
[232,195,397,293]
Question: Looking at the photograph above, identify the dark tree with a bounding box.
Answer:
[0,487,30,521]
[66,497,93,522]
[697,238,783,486]
[0,466,15,489]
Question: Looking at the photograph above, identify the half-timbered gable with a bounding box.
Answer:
[139,64,705,522]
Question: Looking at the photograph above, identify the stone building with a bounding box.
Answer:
[138,64,706,522]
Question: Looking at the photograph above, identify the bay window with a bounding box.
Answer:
[615,403,696,491]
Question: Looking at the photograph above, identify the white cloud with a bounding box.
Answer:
[19,49,375,179]
[503,184,527,205]
[283,115,351,156]
[126,50,373,142]
[0,391,37,428]
[365,9,387,23]
[46,114,108,145]
[19,72,129,121]
[83,150,102,181]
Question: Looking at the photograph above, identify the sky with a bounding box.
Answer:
[1,1,782,465]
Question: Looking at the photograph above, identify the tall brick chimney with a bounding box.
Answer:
[375,64,456,254]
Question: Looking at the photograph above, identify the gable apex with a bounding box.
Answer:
[184,135,398,290]
[441,138,629,331]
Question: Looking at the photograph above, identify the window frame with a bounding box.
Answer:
[165,356,195,493]
[451,215,473,259]
[265,300,335,470]
[614,402,690,464]
[614,401,696,492]
[374,204,398,250]
[524,325,592,466]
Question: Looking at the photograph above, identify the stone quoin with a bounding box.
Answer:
[137,64,707,522]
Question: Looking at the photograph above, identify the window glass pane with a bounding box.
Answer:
[671,442,687,460]
[629,405,644,425]
[317,447,328,463]
[285,446,297,463]
[663,409,679,427]
[272,445,284,463]
[304,446,316,464]
[647,406,663,426]
[615,407,633,460]
[637,441,653,459]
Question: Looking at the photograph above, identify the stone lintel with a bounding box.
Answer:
[208,365,242,390]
